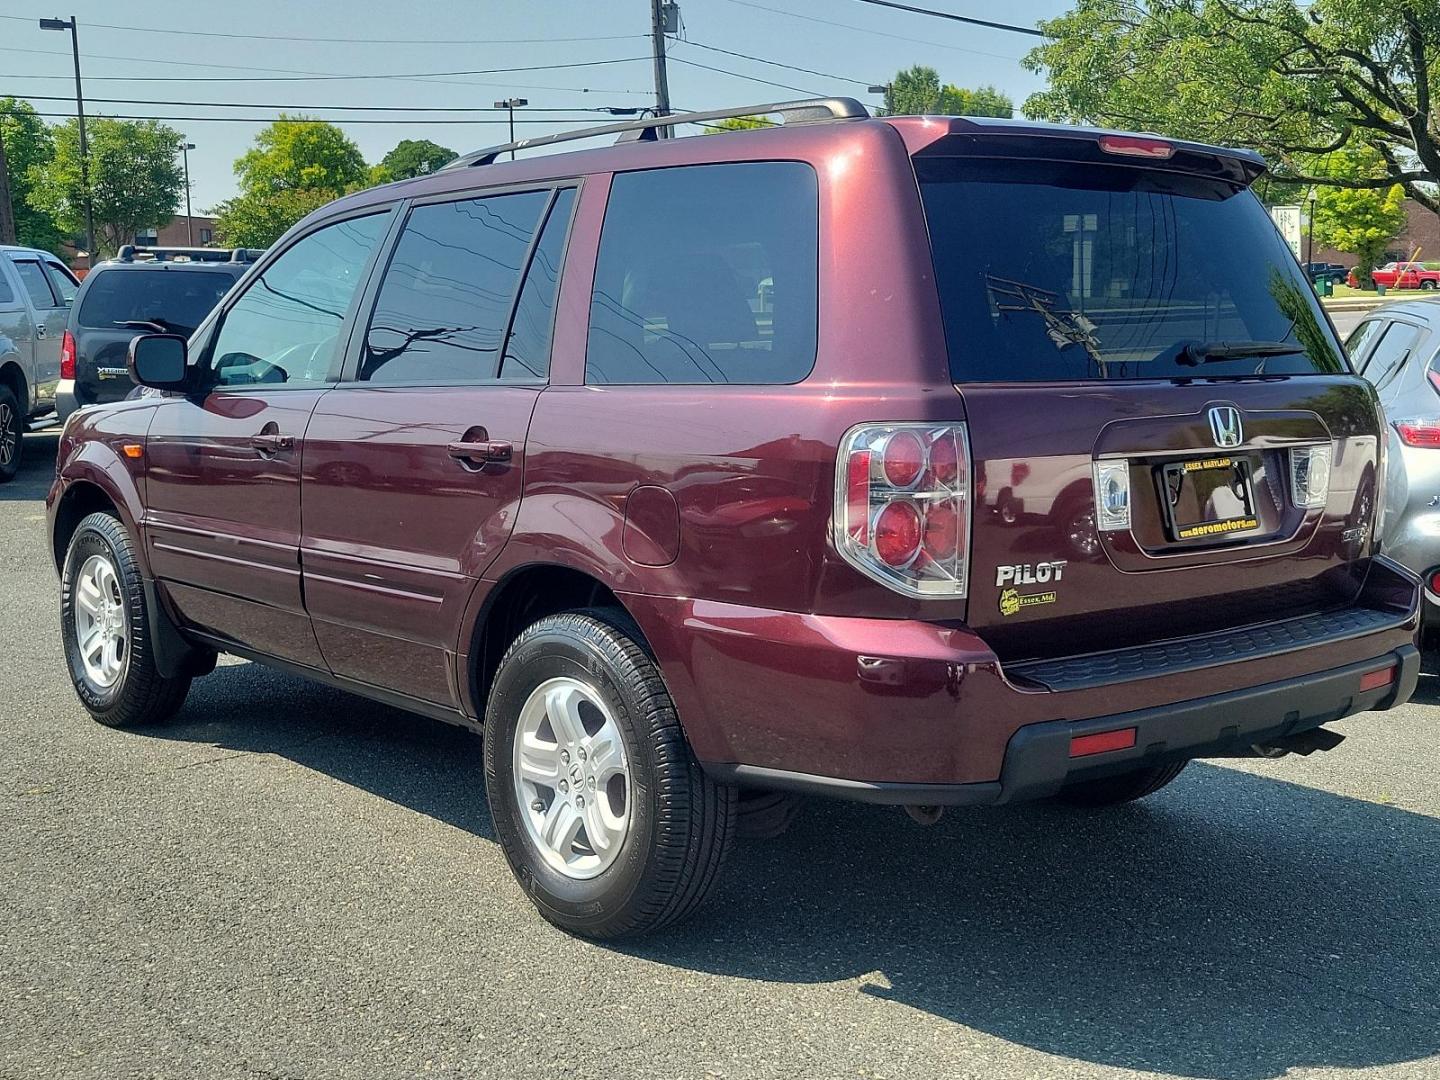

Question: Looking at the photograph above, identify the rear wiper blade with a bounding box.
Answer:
[117,318,172,334]
[1172,340,1305,366]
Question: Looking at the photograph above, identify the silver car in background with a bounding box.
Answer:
[1347,298,1440,629]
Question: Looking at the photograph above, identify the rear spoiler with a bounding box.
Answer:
[889,116,1266,188]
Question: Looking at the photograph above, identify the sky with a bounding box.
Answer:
[1,0,1070,216]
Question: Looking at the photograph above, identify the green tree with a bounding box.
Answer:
[1309,150,1409,286]
[0,98,63,253]
[885,66,1013,117]
[213,117,366,247]
[369,138,456,184]
[702,116,771,134]
[1023,0,1440,216]
[28,116,182,257]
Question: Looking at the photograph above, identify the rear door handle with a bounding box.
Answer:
[446,439,512,465]
[35,324,46,339]
[251,432,295,455]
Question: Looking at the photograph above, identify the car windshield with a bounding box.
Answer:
[917,157,1346,381]
[78,269,236,337]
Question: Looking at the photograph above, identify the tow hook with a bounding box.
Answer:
[904,804,944,826]
[1248,726,1346,759]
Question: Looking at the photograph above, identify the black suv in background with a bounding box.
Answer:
[56,246,261,421]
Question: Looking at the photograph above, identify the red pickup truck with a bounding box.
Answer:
[1351,261,1440,290]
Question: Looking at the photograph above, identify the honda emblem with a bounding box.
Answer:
[1208,406,1243,449]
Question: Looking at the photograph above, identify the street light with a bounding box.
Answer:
[40,15,94,261]
[179,141,196,245]
[493,98,528,159]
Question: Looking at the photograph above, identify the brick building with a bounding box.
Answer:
[136,214,218,248]
[1311,198,1440,267]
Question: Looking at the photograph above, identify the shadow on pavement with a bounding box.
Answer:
[2,430,61,503]
[148,661,1440,1080]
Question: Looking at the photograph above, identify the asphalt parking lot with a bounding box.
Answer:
[3,427,1439,1080]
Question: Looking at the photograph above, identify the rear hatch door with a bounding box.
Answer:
[912,128,1381,662]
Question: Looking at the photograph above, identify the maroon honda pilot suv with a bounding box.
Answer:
[48,100,1421,938]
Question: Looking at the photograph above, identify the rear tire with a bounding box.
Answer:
[60,511,192,727]
[736,789,801,839]
[484,609,737,939]
[0,386,21,483]
[1055,760,1188,807]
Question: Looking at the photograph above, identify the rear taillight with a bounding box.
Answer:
[1393,419,1440,447]
[834,423,970,598]
[59,330,76,380]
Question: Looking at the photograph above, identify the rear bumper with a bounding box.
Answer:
[55,380,78,423]
[623,556,1421,804]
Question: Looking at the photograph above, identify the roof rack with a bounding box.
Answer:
[443,97,870,169]
[114,244,264,264]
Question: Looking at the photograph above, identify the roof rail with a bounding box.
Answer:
[114,244,264,264]
[442,97,870,170]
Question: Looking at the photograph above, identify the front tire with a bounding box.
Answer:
[60,511,192,727]
[1055,760,1188,807]
[484,610,737,939]
[0,386,21,483]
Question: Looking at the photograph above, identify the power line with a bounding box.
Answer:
[25,111,611,126]
[17,94,645,114]
[668,56,822,97]
[0,13,646,45]
[849,0,1045,38]
[0,44,653,96]
[7,56,653,84]
[677,40,874,87]
[715,0,1022,60]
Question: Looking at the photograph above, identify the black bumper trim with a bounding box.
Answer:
[701,644,1419,807]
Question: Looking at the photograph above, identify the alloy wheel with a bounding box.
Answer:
[512,676,632,880]
[74,553,128,689]
[0,401,15,467]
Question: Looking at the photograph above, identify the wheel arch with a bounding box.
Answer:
[461,561,643,719]
[0,358,28,415]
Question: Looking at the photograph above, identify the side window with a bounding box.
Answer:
[14,260,60,309]
[502,187,576,380]
[360,190,548,384]
[43,259,79,305]
[586,162,818,385]
[0,264,17,308]
[1359,323,1419,389]
[1344,319,1383,370]
[209,213,388,389]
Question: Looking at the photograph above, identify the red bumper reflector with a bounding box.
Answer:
[1070,727,1137,758]
[1359,667,1396,692]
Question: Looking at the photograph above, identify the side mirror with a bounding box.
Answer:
[127,333,189,392]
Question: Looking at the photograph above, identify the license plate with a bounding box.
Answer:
[1159,455,1259,542]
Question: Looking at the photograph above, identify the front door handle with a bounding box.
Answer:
[251,432,294,456]
[446,439,512,466]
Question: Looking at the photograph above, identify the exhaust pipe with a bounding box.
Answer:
[1217,726,1346,759]
[903,804,944,826]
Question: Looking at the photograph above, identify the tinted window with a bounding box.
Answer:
[502,188,575,380]
[15,260,58,309]
[44,259,79,303]
[361,190,548,383]
[78,269,236,336]
[0,266,15,307]
[918,158,1345,381]
[210,213,388,389]
[586,162,818,385]
[1358,323,1419,388]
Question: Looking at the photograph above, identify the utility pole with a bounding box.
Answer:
[493,98,527,159]
[180,140,195,244]
[650,0,676,137]
[0,123,16,245]
[40,16,95,260]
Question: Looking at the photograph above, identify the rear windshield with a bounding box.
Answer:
[917,158,1345,381]
[78,269,236,336]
